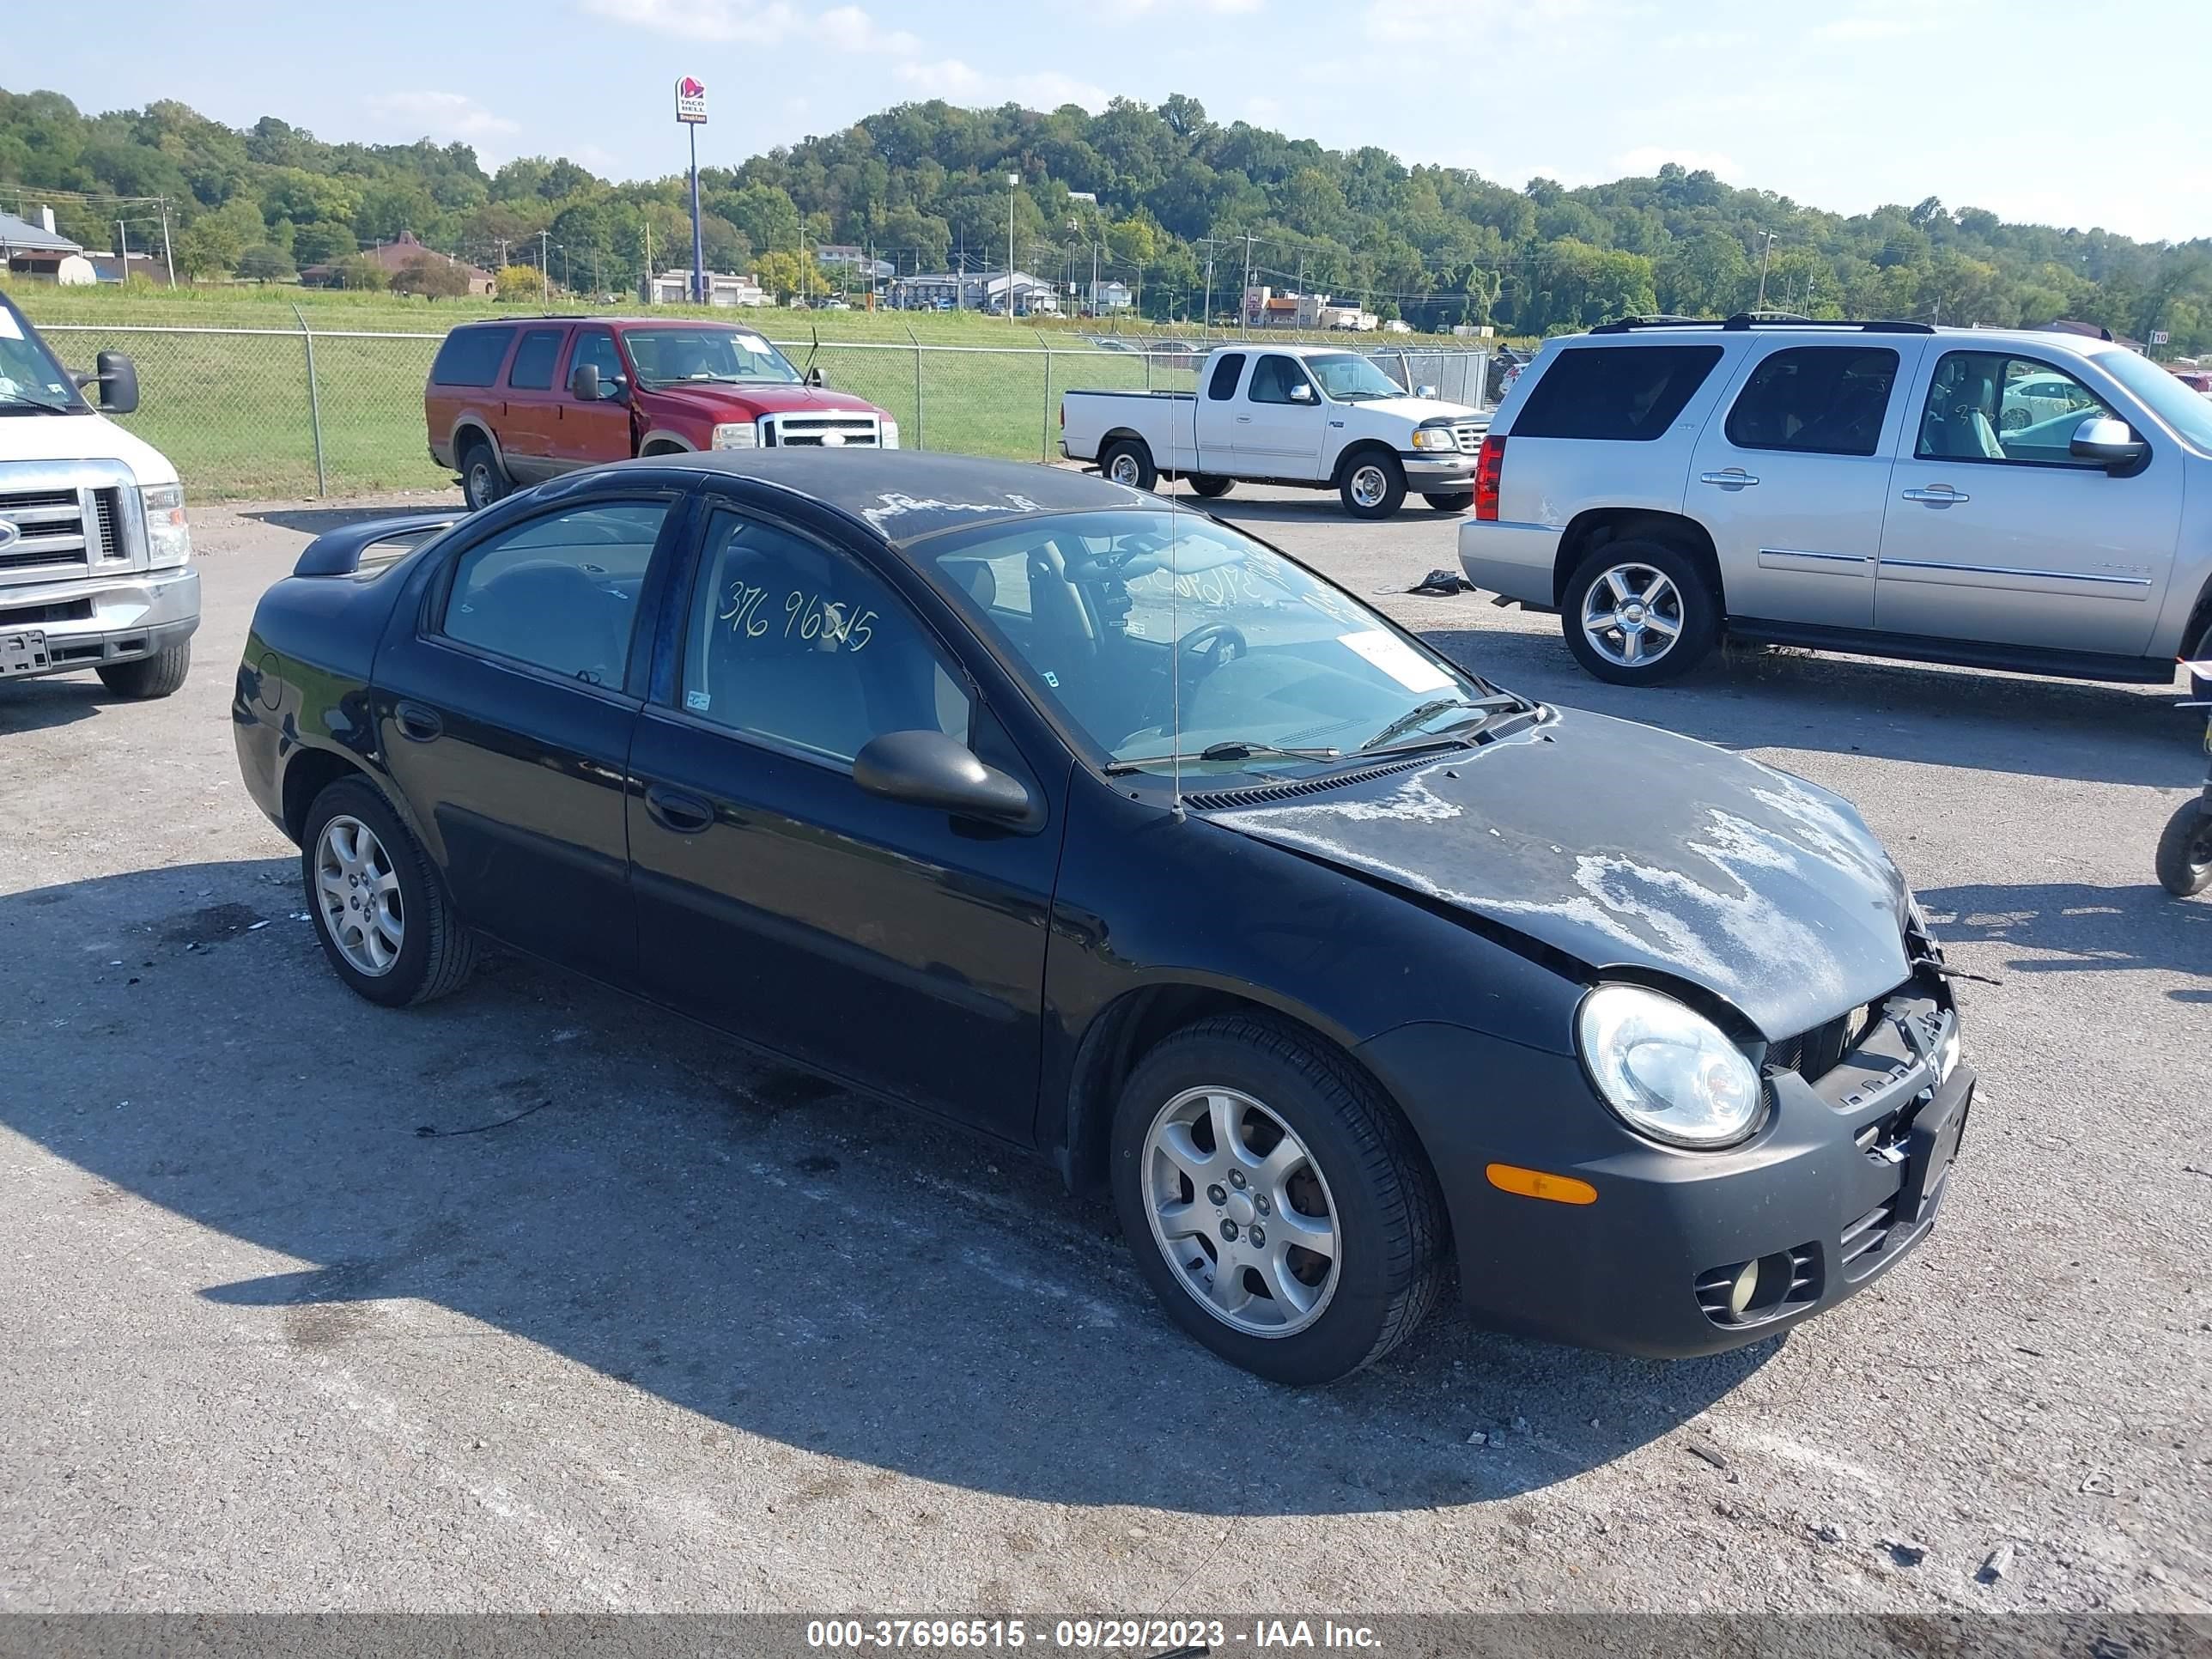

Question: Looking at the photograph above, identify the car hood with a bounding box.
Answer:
[0,408,177,483]
[1344,395,1486,427]
[640,383,886,419]
[1206,708,1912,1040]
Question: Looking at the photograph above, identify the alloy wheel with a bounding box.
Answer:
[1581,562,1685,668]
[314,814,404,975]
[1141,1085,1340,1338]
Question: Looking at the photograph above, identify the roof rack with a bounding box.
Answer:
[1589,313,1936,336]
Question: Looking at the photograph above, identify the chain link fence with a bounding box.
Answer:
[37,322,1486,501]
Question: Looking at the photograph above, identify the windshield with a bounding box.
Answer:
[926,508,1518,774]
[1306,353,1405,402]
[2096,347,2212,453]
[0,300,87,414]
[623,326,800,388]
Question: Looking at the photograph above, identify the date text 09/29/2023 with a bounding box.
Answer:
[806,1619,1381,1650]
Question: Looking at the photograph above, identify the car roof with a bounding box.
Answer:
[653,451,1158,545]
[451,315,769,331]
[1557,321,2125,359]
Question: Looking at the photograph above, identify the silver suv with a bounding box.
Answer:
[1457,316,2212,686]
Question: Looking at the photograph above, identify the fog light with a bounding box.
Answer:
[1727,1260,1760,1317]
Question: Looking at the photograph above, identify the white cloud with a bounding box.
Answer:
[363,91,520,145]
[1124,0,1264,10]
[1812,13,1929,40]
[1614,146,1740,180]
[895,60,1109,112]
[577,0,915,52]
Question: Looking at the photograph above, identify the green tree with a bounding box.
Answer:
[328,253,388,291]
[235,244,296,283]
[391,254,471,299]
[495,264,544,302]
[752,248,825,302]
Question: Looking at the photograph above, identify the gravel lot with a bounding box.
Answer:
[2,482,2206,1619]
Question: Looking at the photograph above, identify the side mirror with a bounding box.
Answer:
[1416,383,1438,400]
[568,362,601,401]
[94,350,138,416]
[2069,415,2148,471]
[1289,381,1314,404]
[805,366,826,389]
[854,730,1038,828]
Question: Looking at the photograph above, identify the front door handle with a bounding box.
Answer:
[1698,469,1759,489]
[644,784,714,834]
[1234,415,1254,424]
[1902,486,1970,506]
[394,700,442,743]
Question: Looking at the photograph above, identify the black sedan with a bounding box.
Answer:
[234,453,1973,1384]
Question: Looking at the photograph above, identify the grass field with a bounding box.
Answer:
[8,280,1485,499]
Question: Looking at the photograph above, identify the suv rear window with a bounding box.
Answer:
[1724,346,1899,457]
[507,329,566,391]
[1513,344,1723,441]
[429,326,514,388]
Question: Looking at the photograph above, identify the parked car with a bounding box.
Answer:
[1060,343,1489,519]
[234,450,1971,1384]
[0,290,196,698]
[1459,315,2212,686]
[425,316,898,513]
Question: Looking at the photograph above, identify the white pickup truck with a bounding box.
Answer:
[1060,343,1488,519]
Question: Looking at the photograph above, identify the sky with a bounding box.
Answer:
[11,0,2209,244]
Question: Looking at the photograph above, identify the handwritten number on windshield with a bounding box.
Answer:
[720,580,876,653]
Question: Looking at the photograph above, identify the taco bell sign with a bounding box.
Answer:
[675,76,708,124]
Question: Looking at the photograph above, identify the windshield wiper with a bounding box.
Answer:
[0,392,76,414]
[1358,694,1524,753]
[1104,739,1342,775]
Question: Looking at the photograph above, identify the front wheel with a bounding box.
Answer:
[1101,439,1158,492]
[1560,540,1720,686]
[1424,491,1474,514]
[96,640,191,699]
[2154,797,2212,896]
[1188,474,1234,499]
[1339,453,1407,520]
[301,776,478,1007]
[1111,1014,1448,1385]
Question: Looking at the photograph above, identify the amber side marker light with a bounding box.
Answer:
[1486,1163,1598,1205]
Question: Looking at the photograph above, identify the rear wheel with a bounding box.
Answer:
[96,640,191,700]
[1560,540,1719,686]
[1188,474,1234,499]
[1102,439,1158,492]
[459,437,508,513]
[1111,1014,1448,1385]
[1425,491,1474,514]
[301,776,477,1007]
[2155,798,2212,896]
[1339,452,1407,520]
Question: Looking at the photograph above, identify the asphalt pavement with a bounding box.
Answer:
[1,482,2205,1617]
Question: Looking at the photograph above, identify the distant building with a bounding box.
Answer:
[815,246,896,284]
[643,269,768,307]
[1,208,94,284]
[86,251,163,285]
[1086,279,1133,313]
[301,231,494,295]
[895,269,1052,312]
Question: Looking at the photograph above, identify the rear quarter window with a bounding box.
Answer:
[1513,344,1725,441]
[429,326,515,388]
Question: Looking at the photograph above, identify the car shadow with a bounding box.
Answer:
[0,672,128,734]
[1419,621,2195,789]
[244,497,462,538]
[1188,492,1468,530]
[2,857,1768,1518]
[1911,878,2212,980]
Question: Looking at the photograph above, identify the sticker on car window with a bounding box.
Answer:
[1339,629,1454,693]
[685,690,712,712]
[0,311,22,341]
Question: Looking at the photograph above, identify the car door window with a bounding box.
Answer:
[440,501,665,687]
[1915,351,2114,466]
[507,329,565,391]
[1248,356,1316,405]
[568,330,624,398]
[683,512,969,764]
[1724,346,1899,456]
[1207,353,1246,399]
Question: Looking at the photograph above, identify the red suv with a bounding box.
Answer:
[426,316,898,511]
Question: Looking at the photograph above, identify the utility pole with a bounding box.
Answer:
[1753,230,1778,312]
[1242,232,1256,337]
[117,219,129,277]
[642,221,651,302]
[1006,172,1019,322]
[539,229,549,304]
[157,200,175,288]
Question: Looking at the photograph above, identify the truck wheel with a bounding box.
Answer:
[301,776,478,1007]
[459,438,507,513]
[2155,799,2212,897]
[1561,540,1719,686]
[1102,440,1158,493]
[1339,453,1406,520]
[1188,475,1234,499]
[1424,491,1474,514]
[96,640,191,700]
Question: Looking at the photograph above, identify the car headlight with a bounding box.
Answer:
[1577,983,1763,1149]
[711,422,759,450]
[880,420,900,449]
[142,483,191,568]
[1409,426,1459,451]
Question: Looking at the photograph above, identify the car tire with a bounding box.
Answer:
[1424,491,1475,514]
[1339,451,1407,520]
[1188,474,1234,499]
[1110,1012,1449,1385]
[460,437,508,513]
[1560,539,1720,686]
[2154,799,2212,897]
[1102,439,1158,492]
[95,639,191,700]
[301,775,477,1008]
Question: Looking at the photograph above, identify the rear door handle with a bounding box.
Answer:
[644,784,714,834]
[1698,470,1759,489]
[394,700,442,742]
[1902,486,1970,505]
